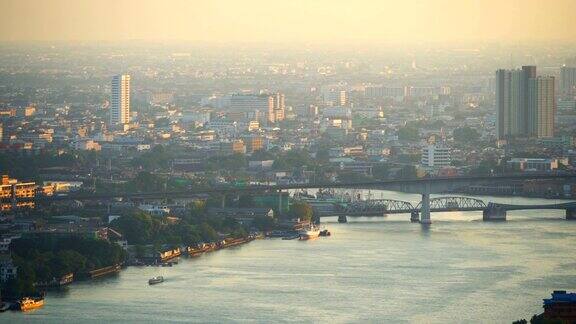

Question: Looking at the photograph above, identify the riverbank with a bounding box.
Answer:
[2,211,574,323]
[0,234,261,314]
[186,235,258,257]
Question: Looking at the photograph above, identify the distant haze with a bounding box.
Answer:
[1,0,575,44]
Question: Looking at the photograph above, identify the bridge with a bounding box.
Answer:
[312,196,576,223]
[28,174,576,224]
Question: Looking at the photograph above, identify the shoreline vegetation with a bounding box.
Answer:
[0,200,314,309]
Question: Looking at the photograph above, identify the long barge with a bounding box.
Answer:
[86,264,121,279]
[186,236,255,257]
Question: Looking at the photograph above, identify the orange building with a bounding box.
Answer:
[243,135,265,153]
[0,175,37,211]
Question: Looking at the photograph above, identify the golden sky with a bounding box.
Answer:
[1,0,575,44]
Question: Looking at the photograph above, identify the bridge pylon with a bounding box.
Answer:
[567,208,576,220]
[483,204,507,221]
[420,193,431,224]
[410,211,419,223]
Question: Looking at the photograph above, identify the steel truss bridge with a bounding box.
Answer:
[316,196,576,222]
[25,174,576,223]
[323,196,487,217]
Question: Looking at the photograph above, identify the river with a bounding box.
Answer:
[4,192,576,323]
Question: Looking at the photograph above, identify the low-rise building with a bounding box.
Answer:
[138,204,170,216]
[0,256,17,282]
[507,158,561,172]
[0,174,36,211]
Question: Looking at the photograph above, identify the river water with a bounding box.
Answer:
[4,192,576,323]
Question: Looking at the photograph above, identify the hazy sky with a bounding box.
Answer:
[1,0,575,44]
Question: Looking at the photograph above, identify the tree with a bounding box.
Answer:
[289,201,313,221]
[252,215,276,231]
[199,223,219,242]
[188,200,207,221]
[110,211,159,244]
[238,194,255,208]
[126,171,166,192]
[398,126,419,141]
[176,224,203,245]
[250,150,274,161]
[453,126,480,143]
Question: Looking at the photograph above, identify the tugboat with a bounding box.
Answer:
[298,225,320,240]
[148,276,164,285]
[18,297,44,311]
[319,229,331,237]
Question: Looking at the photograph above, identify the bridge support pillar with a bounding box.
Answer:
[338,215,348,223]
[483,207,506,221]
[566,208,576,220]
[420,193,431,225]
[410,211,419,223]
[221,194,226,208]
[278,190,283,216]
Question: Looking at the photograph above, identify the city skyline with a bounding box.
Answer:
[0,2,575,321]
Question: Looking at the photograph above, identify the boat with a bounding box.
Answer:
[148,276,164,285]
[319,229,331,237]
[18,297,44,311]
[0,302,11,312]
[298,225,320,240]
[282,233,300,240]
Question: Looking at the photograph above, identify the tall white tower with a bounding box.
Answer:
[110,74,130,126]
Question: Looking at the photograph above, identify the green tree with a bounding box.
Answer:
[110,211,159,244]
[252,215,276,231]
[453,126,480,143]
[199,223,219,242]
[398,126,419,141]
[238,194,255,208]
[289,201,313,221]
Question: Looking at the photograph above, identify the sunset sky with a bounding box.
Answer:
[1,0,575,44]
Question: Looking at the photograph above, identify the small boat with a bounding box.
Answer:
[0,302,12,312]
[282,233,300,240]
[319,229,331,237]
[148,276,164,285]
[18,297,44,311]
[298,225,320,240]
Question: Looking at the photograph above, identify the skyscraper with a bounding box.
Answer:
[272,92,285,123]
[528,76,555,138]
[560,66,576,98]
[496,69,513,139]
[110,74,131,127]
[521,66,536,132]
[495,66,536,139]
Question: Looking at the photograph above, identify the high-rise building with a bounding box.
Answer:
[421,144,451,169]
[560,66,576,98]
[272,92,285,123]
[228,92,284,125]
[528,76,555,138]
[495,66,537,139]
[496,69,513,140]
[110,74,131,126]
[323,89,347,106]
[521,66,537,132]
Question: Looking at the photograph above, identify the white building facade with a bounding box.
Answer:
[421,144,451,169]
[110,74,131,126]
